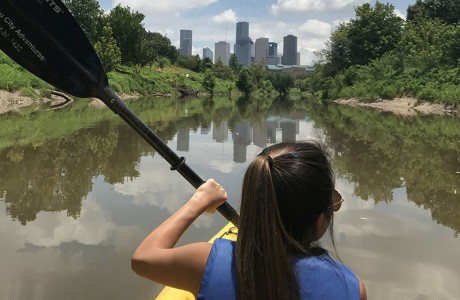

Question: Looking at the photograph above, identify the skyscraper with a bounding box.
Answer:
[234,22,253,66]
[255,38,269,63]
[179,30,192,57]
[236,22,249,39]
[282,34,297,66]
[215,41,230,65]
[267,42,280,65]
[203,47,213,62]
[268,42,277,57]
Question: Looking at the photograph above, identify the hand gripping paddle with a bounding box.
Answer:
[0,0,239,226]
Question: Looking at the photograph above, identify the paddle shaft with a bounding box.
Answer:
[100,87,239,225]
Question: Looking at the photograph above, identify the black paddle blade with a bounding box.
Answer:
[0,0,107,98]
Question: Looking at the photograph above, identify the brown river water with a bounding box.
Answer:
[0,96,459,300]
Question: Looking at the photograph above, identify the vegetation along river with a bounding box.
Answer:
[0,96,459,300]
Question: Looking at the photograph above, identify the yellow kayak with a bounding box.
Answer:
[155,222,238,300]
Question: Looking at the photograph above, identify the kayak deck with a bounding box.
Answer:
[155,222,237,300]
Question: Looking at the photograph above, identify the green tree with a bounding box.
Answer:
[177,55,202,73]
[63,0,103,44]
[229,54,242,74]
[348,2,404,66]
[201,57,213,72]
[259,79,275,95]
[399,19,459,70]
[249,61,267,89]
[213,58,233,80]
[94,24,121,72]
[407,0,460,24]
[106,5,146,65]
[324,23,351,76]
[236,68,254,95]
[202,69,216,95]
[142,32,178,65]
[266,72,295,96]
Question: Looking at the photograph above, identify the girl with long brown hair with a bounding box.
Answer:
[131,141,367,299]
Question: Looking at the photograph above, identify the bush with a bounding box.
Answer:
[417,83,438,101]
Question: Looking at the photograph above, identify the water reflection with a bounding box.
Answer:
[307,102,460,236]
[0,96,459,299]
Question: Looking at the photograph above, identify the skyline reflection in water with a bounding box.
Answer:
[0,98,459,300]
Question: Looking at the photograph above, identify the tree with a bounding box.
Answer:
[202,69,216,95]
[229,54,242,74]
[266,71,295,96]
[236,68,254,95]
[94,24,121,72]
[201,57,213,72]
[348,2,404,66]
[177,55,202,73]
[106,5,146,65]
[407,0,460,24]
[399,19,459,69]
[213,58,233,80]
[324,23,351,76]
[63,0,103,44]
[249,61,267,89]
[141,32,179,65]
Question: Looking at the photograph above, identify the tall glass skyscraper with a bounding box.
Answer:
[234,22,253,66]
[282,34,297,66]
[203,47,213,62]
[179,29,192,57]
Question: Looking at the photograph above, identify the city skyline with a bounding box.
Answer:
[98,0,414,65]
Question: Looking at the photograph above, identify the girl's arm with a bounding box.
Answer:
[131,179,228,295]
[359,277,367,300]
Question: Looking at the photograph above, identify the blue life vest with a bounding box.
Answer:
[198,238,360,300]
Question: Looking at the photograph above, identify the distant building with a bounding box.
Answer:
[268,42,277,57]
[297,52,301,65]
[179,30,192,57]
[282,34,297,66]
[203,47,213,62]
[266,64,315,77]
[266,42,280,65]
[215,41,230,65]
[236,22,249,39]
[255,38,269,63]
[234,22,253,66]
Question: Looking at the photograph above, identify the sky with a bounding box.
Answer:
[97,0,416,65]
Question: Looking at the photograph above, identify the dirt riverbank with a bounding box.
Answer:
[0,90,40,115]
[0,90,143,114]
[335,97,457,116]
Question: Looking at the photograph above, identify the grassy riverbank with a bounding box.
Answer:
[1,49,459,117]
[0,51,235,113]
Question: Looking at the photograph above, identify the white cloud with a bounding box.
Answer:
[10,197,115,248]
[212,9,238,24]
[271,0,366,14]
[113,0,217,15]
[299,19,332,36]
[209,159,235,173]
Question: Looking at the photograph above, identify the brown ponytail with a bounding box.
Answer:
[236,141,335,300]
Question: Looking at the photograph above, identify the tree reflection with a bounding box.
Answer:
[307,102,460,235]
[1,97,459,236]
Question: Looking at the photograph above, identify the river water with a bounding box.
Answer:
[0,96,459,300]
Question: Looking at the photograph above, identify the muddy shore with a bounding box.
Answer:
[335,97,457,116]
[0,90,458,117]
